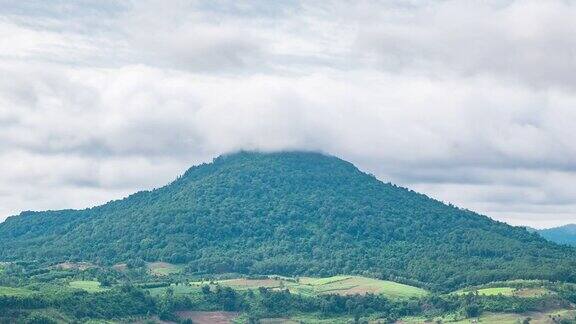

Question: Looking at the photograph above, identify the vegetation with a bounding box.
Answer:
[538,224,576,246]
[1,260,576,322]
[69,280,107,293]
[190,275,428,299]
[3,151,576,322]
[147,262,184,276]
[0,286,34,297]
[1,151,576,292]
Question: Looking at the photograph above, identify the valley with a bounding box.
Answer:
[2,259,576,323]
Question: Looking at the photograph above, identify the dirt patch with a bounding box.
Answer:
[176,311,239,324]
[53,262,94,271]
[112,263,128,272]
[515,288,550,298]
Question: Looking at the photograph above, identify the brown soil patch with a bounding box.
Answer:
[515,288,550,298]
[54,262,94,271]
[176,311,239,324]
[112,263,128,272]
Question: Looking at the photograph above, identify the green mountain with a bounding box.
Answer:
[1,151,575,291]
[538,224,576,246]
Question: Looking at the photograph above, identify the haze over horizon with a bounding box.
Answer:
[1,0,575,228]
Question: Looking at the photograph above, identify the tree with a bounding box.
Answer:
[464,304,481,318]
[25,313,57,324]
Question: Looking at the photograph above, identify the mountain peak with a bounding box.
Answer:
[1,151,575,291]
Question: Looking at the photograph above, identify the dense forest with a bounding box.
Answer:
[1,151,576,291]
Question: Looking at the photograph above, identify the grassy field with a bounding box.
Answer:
[69,280,107,292]
[400,309,576,324]
[299,275,350,286]
[147,262,184,276]
[450,310,576,324]
[455,286,552,298]
[0,286,34,297]
[473,287,516,296]
[304,276,427,298]
[148,284,201,297]
[191,275,428,299]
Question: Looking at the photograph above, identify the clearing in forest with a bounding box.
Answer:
[455,286,552,298]
[191,275,428,299]
[147,262,183,276]
[69,280,107,292]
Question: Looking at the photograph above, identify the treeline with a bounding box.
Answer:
[0,286,155,321]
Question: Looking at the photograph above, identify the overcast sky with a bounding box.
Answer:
[0,0,575,228]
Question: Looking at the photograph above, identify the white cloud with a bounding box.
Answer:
[354,0,576,89]
[0,0,575,228]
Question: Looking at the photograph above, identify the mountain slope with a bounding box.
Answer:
[1,151,575,290]
[538,224,576,246]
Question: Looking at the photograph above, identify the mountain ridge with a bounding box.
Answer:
[1,150,575,291]
[537,224,576,246]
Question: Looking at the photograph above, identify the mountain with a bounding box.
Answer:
[1,151,576,291]
[538,224,576,246]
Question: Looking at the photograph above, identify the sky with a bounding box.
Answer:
[0,0,575,228]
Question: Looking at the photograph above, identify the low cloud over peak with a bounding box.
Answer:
[0,0,575,228]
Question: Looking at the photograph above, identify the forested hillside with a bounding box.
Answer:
[538,224,576,246]
[1,151,575,291]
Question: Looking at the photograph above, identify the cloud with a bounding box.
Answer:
[0,0,575,228]
[353,0,576,90]
[119,1,267,72]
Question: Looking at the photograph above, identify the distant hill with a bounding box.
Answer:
[537,224,576,246]
[1,151,576,291]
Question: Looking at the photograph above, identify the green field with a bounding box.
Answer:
[470,287,515,296]
[0,286,34,297]
[400,309,576,324]
[303,276,427,298]
[69,280,107,292]
[147,262,183,276]
[191,275,428,299]
[148,284,200,297]
[455,285,551,298]
[299,275,350,286]
[451,310,576,324]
